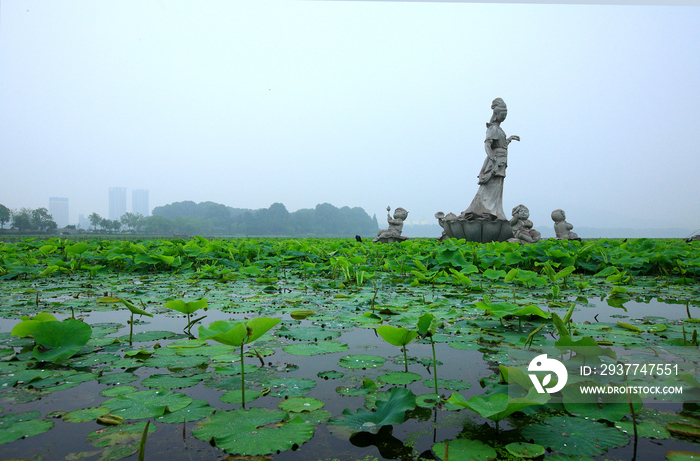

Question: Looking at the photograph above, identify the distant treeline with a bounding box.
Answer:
[151,201,379,237]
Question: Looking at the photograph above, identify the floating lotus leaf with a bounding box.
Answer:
[378,372,421,385]
[327,387,416,434]
[166,339,206,349]
[338,354,386,369]
[32,370,96,392]
[614,421,670,439]
[290,309,316,320]
[97,372,138,386]
[545,456,596,461]
[562,381,642,422]
[265,377,317,398]
[336,378,378,397]
[318,370,344,380]
[214,364,259,375]
[32,319,92,363]
[665,452,700,461]
[99,386,138,397]
[141,372,212,390]
[0,411,53,445]
[85,421,155,460]
[282,341,349,356]
[220,389,262,404]
[667,422,700,439]
[102,390,192,420]
[522,415,630,456]
[63,407,110,423]
[192,407,315,455]
[143,354,209,369]
[505,442,545,458]
[416,393,442,408]
[431,438,497,461]
[278,397,325,412]
[155,399,215,423]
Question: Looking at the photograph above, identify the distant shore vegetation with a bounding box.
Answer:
[0,202,379,238]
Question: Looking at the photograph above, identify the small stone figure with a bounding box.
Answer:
[508,205,540,243]
[374,206,409,243]
[552,209,580,240]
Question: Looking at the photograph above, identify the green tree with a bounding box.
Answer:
[0,204,10,229]
[88,213,102,231]
[31,208,57,232]
[11,208,32,233]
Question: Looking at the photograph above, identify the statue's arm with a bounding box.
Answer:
[506,135,520,145]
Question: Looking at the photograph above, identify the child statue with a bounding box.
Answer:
[374,206,409,243]
[551,209,580,240]
[509,205,540,243]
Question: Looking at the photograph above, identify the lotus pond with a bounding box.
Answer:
[1,236,700,461]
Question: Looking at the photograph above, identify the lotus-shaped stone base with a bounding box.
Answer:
[435,212,513,243]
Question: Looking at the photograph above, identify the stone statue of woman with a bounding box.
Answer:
[460,98,519,221]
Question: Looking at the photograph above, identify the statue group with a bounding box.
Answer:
[374,98,581,244]
[431,98,580,244]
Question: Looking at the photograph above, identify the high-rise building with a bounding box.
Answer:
[49,197,69,228]
[79,214,90,230]
[132,189,150,216]
[109,187,127,221]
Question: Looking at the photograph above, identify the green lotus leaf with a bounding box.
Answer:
[265,377,317,398]
[327,387,416,434]
[97,372,139,386]
[522,415,630,456]
[155,399,215,423]
[336,378,378,397]
[665,451,700,461]
[562,381,642,422]
[63,406,110,423]
[416,393,442,408]
[165,298,207,315]
[99,386,139,398]
[141,372,212,390]
[505,442,545,459]
[199,318,280,346]
[120,298,153,317]
[192,407,315,455]
[0,411,53,445]
[417,313,437,337]
[318,370,344,380]
[290,309,316,320]
[338,354,386,369]
[220,389,262,404]
[118,330,177,342]
[283,342,349,356]
[378,372,421,385]
[376,325,418,347]
[85,421,155,460]
[166,339,206,349]
[432,439,497,461]
[447,391,548,423]
[102,390,192,420]
[32,370,96,392]
[614,421,670,439]
[11,312,58,338]
[32,319,92,363]
[143,354,209,369]
[667,422,700,439]
[278,397,325,412]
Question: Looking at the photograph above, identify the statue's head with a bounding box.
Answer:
[394,208,408,220]
[551,209,565,222]
[512,204,529,219]
[490,98,508,124]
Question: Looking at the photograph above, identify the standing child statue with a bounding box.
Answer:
[552,209,580,240]
[508,205,541,243]
[374,206,409,243]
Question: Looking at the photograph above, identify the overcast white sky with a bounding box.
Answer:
[1,1,699,231]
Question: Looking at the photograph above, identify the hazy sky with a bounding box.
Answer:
[1,1,699,231]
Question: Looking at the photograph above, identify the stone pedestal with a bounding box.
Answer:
[436,213,513,243]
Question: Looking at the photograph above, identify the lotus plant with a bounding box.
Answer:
[199,317,280,408]
[376,325,417,373]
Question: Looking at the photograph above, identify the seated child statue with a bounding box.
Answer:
[374,206,409,243]
[551,209,580,240]
[509,204,541,243]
